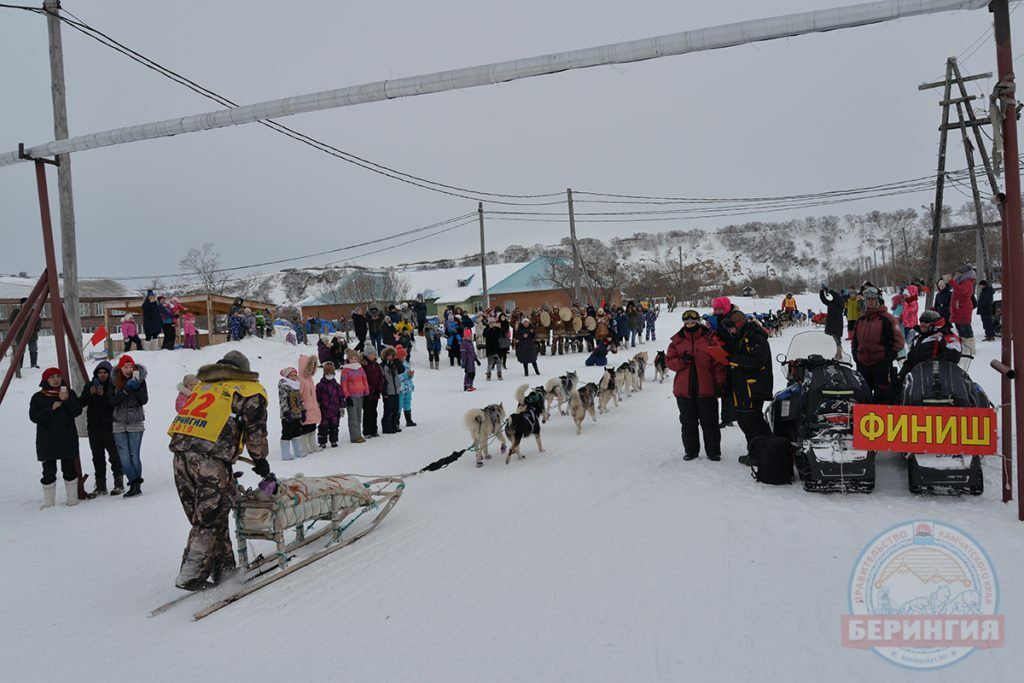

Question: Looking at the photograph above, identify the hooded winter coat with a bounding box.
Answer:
[515,324,538,364]
[819,288,846,338]
[109,364,148,433]
[845,295,861,322]
[666,326,728,399]
[316,374,345,426]
[298,355,322,425]
[900,285,920,329]
[141,297,162,337]
[30,381,82,462]
[852,305,905,366]
[977,283,995,313]
[317,339,331,364]
[949,269,976,325]
[362,357,385,397]
[80,361,116,432]
[380,349,405,396]
[934,284,952,322]
[352,312,368,339]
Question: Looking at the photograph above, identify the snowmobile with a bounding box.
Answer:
[900,360,987,495]
[768,332,875,493]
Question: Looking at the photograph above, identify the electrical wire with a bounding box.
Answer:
[31,6,565,206]
[102,212,476,281]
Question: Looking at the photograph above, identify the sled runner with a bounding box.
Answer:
[900,360,986,496]
[149,474,404,620]
[769,332,875,493]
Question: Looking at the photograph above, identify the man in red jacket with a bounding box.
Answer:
[852,287,905,403]
[666,310,728,461]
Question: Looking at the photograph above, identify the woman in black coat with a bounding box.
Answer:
[819,286,847,359]
[141,291,163,341]
[30,367,83,508]
[515,320,540,376]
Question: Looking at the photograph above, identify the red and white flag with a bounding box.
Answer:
[89,325,108,347]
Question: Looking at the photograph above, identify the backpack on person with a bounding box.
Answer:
[749,436,794,485]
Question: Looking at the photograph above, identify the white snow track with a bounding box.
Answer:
[1,302,1021,681]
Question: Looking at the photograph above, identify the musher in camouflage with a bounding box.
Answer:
[168,350,269,591]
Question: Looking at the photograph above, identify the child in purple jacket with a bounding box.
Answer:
[315,360,345,448]
[460,328,480,392]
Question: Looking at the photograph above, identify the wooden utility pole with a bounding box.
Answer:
[566,188,581,303]
[478,202,489,309]
[925,59,954,309]
[44,0,82,387]
[920,57,996,305]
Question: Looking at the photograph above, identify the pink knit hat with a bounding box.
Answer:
[711,296,732,313]
[280,367,297,378]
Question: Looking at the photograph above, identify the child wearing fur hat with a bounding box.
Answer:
[175,374,199,414]
[399,367,417,427]
[316,361,345,448]
[121,313,143,352]
[341,349,368,443]
[380,346,405,434]
[278,367,306,460]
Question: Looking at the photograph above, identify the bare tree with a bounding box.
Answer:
[315,270,410,307]
[179,243,229,295]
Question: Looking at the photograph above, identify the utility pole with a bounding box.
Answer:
[566,188,581,304]
[924,59,954,309]
[44,0,82,388]
[953,99,992,280]
[478,202,489,309]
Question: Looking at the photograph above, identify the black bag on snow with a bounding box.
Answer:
[750,436,794,485]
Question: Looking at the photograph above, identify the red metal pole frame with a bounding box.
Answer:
[992,0,1024,520]
[0,282,49,405]
[33,159,70,380]
[59,306,89,385]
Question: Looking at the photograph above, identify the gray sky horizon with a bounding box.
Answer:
[0,0,1018,282]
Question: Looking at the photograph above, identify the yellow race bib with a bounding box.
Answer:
[167,380,267,443]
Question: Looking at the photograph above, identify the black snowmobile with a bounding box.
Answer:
[900,360,987,495]
[768,332,875,493]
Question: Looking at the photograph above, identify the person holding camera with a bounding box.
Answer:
[80,361,125,496]
[110,355,149,497]
[30,367,83,508]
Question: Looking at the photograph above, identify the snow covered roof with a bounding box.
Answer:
[0,275,130,300]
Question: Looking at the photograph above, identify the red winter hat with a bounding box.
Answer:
[711,296,732,313]
[463,328,473,339]
[118,354,136,369]
[395,345,408,361]
[41,367,62,382]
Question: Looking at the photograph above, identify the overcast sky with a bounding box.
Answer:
[0,0,1018,285]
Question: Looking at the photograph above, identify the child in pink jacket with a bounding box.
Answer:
[182,311,198,350]
[121,314,143,352]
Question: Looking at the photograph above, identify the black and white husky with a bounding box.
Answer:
[544,371,578,417]
[569,382,599,435]
[615,362,637,399]
[464,403,508,467]
[506,384,546,463]
[653,351,667,384]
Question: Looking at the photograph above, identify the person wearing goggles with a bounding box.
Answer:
[665,310,727,460]
[898,309,962,382]
[852,287,905,403]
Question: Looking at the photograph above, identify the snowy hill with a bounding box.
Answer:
[1,298,1021,681]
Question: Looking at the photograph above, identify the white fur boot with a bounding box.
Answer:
[64,480,79,507]
[40,482,56,510]
[280,440,294,461]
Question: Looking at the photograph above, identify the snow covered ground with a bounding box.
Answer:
[1,294,1021,682]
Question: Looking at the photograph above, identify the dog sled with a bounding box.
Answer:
[150,473,404,620]
[769,332,876,493]
[900,360,986,496]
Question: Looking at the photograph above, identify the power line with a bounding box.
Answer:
[102,212,476,281]
[26,5,564,206]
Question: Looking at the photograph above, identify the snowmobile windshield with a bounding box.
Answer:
[782,331,850,364]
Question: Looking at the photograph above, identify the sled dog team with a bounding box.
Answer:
[465,352,648,467]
